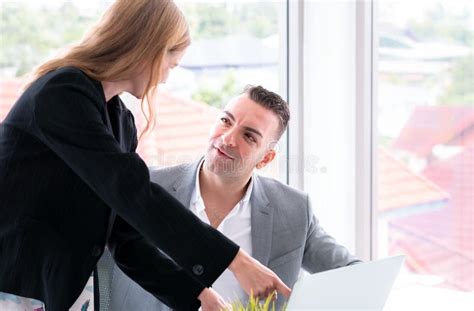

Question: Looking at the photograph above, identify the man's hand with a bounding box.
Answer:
[198,288,232,311]
[229,249,291,300]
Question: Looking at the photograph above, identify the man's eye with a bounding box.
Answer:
[220,117,229,124]
[246,134,256,143]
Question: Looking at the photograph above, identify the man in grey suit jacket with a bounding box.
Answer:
[109,85,360,310]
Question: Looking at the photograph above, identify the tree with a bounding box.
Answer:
[180,2,278,40]
[0,2,99,77]
[438,54,474,106]
[192,71,239,108]
[407,3,474,46]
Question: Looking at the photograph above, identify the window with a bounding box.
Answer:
[375,1,474,308]
[299,1,473,308]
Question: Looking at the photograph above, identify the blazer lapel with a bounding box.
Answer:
[169,159,202,209]
[168,161,275,266]
[250,176,273,266]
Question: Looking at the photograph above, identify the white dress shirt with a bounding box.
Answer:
[189,161,253,304]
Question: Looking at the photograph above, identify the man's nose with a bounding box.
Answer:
[221,128,237,147]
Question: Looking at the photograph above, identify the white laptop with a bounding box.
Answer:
[286,255,405,311]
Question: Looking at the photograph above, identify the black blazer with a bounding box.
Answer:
[0,67,239,311]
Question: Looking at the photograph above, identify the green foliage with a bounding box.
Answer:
[180,2,278,40]
[438,54,474,106]
[0,1,279,78]
[407,3,474,46]
[0,2,99,77]
[397,3,474,106]
[191,71,239,108]
[230,291,287,311]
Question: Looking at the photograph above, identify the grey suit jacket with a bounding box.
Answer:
[109,160,360,310]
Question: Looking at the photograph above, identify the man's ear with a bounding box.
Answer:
[256,149,276,169]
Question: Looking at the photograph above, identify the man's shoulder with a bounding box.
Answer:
[148,161,197,188]
[149,162,192,178]
[256,175,312,229]
[256,174,308,205]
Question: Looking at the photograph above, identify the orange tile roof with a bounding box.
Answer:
[393,106,474,157]
[378,147,450,212]
[389,145,474,291]
[132,91,219,166]
[0,79,24,121]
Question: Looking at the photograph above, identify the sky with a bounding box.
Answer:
[377,0,474,27]
[1,0,473,29]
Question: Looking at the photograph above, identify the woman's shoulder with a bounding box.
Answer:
[41,67,97,87]
[31,67,103,101]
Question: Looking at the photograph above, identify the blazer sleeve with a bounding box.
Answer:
[32,70,239,288]
[108,215,203,310]
[301,195,361,273]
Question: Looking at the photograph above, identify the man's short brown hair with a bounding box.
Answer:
[243,85,290,140]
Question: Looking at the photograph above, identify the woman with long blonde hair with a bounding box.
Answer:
[0,1,290,310]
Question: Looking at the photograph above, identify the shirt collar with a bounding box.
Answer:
[192,159,205,213]
[192,159,254,213]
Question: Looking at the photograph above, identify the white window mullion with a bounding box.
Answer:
[355,0,376,261]
[286,0,305,189]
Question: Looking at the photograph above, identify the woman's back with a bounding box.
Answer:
[0,67,137,310]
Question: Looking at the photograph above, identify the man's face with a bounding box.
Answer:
[204,94,280,179]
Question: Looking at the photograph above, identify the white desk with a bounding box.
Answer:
[384,275,474,311]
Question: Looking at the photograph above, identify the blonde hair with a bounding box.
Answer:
[29,0,190,138]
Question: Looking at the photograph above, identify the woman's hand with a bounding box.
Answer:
[228,249,291,300]
[198,287,232,311]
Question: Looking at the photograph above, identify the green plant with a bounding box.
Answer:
[229,291,287,311]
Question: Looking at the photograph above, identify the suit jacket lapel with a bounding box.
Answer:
[169,159,202,209]
[168,160,275,266]
[250,176,273,266]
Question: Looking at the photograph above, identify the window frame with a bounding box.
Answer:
[354,0,377,261]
